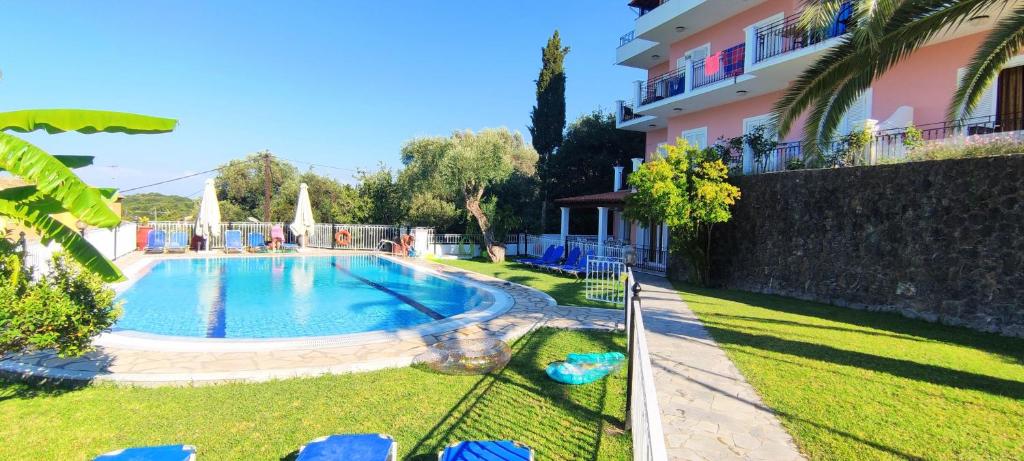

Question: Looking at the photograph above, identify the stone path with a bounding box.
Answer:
[0,254,623,386]
[636,273,805,461]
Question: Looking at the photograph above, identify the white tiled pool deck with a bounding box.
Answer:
[0,251,623,386]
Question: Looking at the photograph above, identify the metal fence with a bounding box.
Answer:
[691,43,745,90]
[633,244,668,276]
[752,2,852,64]
[619,30,636,47]
[146,221,408,251]
[639,67,686,106]
[624,267,669,461]
[585,256,626,304]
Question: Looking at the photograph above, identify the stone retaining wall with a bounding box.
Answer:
[709,154,1024,337]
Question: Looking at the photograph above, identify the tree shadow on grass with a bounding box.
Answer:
[680,285,1024,366]
[404,328,627,461]
[698,324,1024,401]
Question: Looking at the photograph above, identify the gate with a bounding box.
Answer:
[585,256,626,304]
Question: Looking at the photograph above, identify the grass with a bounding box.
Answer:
[675,284,1024,461]
[0,328,629,460]
[430,257,621,309]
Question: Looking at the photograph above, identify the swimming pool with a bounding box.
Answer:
[115,255,495,339]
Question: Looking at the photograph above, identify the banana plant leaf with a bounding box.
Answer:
[0,109,177,134]
[0,197,123,281]
[0,154,94,173]
[0,132,120,227]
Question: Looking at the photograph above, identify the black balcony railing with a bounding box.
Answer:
[639,67,685,106]
[620,30,636,47]
[753,2,853,63]
[739,112,1024,174]
[691,43,745,89]
[620,102,643,122]
[631,0,668,17]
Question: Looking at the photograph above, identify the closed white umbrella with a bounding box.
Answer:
[289,182,315,248]
[195,178,222,252]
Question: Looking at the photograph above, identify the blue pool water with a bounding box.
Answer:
[115,255,492,339]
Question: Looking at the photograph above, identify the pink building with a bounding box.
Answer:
[554,0,1015,274]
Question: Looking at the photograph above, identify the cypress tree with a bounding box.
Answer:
[529,30,569,233]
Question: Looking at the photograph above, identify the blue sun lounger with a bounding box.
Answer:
[560,250,594,278]
[248,232,267,252]
[167,231,189,253]
[523,246,562,269]
[439,440,534,461]
[94,444,196,461]
[518,245,555,265]
[297,434,397,461]
[545,247,580,271]
[223,230,243,253]
[144,229,166,254]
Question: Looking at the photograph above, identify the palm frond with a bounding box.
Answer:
[949,4,1024,119]
[0,109,176,134]
[0,132,120,227]
[0,197,122,281]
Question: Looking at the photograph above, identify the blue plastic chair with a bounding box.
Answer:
[297,434,396,461]
[144,230,166,254]
[223,230,243,253]
[518,245,555,265]
[439,440,533,461]
[248,232,267,252]
[93,444,196,461]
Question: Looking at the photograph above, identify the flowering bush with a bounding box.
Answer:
[0,249,120,357]
[901,132,1024,163]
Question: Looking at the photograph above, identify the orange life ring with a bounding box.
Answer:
[334,229,352,247]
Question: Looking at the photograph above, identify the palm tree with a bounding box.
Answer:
[0,109,177,280]
[773,0,1024,160]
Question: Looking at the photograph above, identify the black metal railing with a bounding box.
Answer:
[741,112,1024,174]
[620,102,643,122]
[633,244,668,276]
[639,67,686,106]
[633,0,668,17]
[620,30,636,47]
[753,2,853,63]
[691,43,746,89]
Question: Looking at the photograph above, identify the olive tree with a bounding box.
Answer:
[402,128,538,262]
[625,138,741,285]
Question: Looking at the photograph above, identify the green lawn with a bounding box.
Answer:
[431,257,621,309]
[0,329,629,460]
[677,284,1024,461]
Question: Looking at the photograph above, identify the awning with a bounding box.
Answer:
[553,190,631,208]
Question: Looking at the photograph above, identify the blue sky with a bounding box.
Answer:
[3,1,644,197]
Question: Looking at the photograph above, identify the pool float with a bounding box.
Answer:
[546,352,626,385]
[334,229,352,247]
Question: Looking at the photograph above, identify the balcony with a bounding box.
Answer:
[639,67,686,106]
[692,43,745,89]
[750,3,852,65]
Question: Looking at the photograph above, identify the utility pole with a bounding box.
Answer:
[262,151,273,222]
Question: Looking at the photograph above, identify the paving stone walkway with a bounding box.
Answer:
[636,273,805,461]
[0,254,623,386]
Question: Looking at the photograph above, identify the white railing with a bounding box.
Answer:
[145,221,408,251]
[585,256,625,304]
[430,233,527,258]
[625,267,669,461]
[21,221,137,276]
[526,234,563,257]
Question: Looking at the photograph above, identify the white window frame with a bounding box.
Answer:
[680,126,709,149]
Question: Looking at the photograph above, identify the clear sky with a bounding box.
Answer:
[3,1,645,197]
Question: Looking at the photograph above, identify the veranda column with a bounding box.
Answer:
[559,207,570,249]
[597,206,609,256]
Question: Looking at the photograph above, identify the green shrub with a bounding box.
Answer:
[0,250,120,357]
[901,134,1024,163]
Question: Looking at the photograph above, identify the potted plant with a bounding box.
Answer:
[136,216,153,250]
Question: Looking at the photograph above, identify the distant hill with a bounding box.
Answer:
[122,193,195,222]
